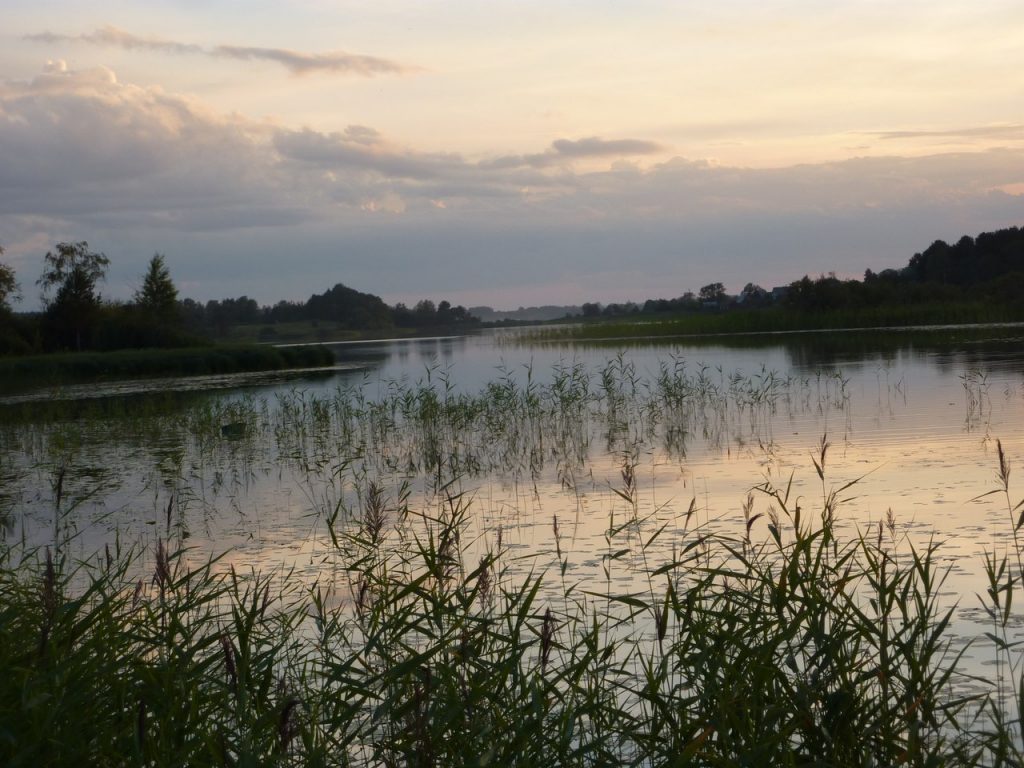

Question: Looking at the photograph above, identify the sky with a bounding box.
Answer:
[1,1,1023,310]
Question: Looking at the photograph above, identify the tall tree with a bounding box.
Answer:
[699,282,726,303]
[740,282,768,307]
[0,245,19,311]
[37,241,110,351]
[135,253,179,325]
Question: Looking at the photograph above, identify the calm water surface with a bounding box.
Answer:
[3,326,1024,681]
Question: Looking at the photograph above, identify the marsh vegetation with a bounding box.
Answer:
[3,331,1024,764]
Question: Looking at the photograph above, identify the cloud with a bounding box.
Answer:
[25,25,415,77]
[273,127,556,202]
[0,64,300,230]
[551,137,664,157]
[27,26,204,56]
[2,63,1023,307]
[871,124,1024,141]
[274,129,452,180]
[211,45,411,77]
[3,63,1021,229]
[341,125,383,145]
[486,136,666,169]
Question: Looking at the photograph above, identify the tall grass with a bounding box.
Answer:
[3,444,1024,765]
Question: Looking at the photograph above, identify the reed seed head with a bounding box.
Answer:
[220,634,238,692]
[477,555,492,608]
[42,546,56,618]
[540,607,555,671]
[998,438,1010,488]
[153,538,170,592]
[279,697,301,753]
[363,482,387,543]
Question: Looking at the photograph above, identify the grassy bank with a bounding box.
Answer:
[2,446,1024,765]
[532,301,1024,341]
[0,344,336,393]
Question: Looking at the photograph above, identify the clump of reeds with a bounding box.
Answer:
[0,539,316,765]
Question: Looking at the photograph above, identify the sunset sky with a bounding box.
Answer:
[2,1,1023,309]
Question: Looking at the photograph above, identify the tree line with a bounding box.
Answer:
[0,242,185,355]
[3,224,1021,354]
[579,225,1024,319]
[781,226,1024,313]
[0,242,478,356]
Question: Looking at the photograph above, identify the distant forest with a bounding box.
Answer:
[565,224,1024,320]
[182,284,478,339]
[1,224,1023,356]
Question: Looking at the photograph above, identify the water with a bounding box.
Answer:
[3,325,1024,685]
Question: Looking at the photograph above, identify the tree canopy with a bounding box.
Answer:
[37,241,110,351]
[304,283,394,329]
[0,245,18,311]
[0,244,30,354]
[699,282,726,303]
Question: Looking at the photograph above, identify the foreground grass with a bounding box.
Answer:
[3,445,1024,766]
[0,344,336,393]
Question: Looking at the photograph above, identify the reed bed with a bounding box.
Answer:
[1,357,852,551]
[2,441,1024,766]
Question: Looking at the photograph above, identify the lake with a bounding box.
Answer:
[3,324,1024,685]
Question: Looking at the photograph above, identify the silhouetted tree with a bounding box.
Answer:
[740,282,769,307]
[37,241,110,351]
[0,244,32,355]
[268,300,304,324]
[437,300,452,324]
[0,245,18,311]
[602,302,640,316]
[135,253,179,325]
[906,227,1024,288]
[203,296,262,334]
[699,282,726,303]
[302,283,392,329]
[177,298,206,331]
